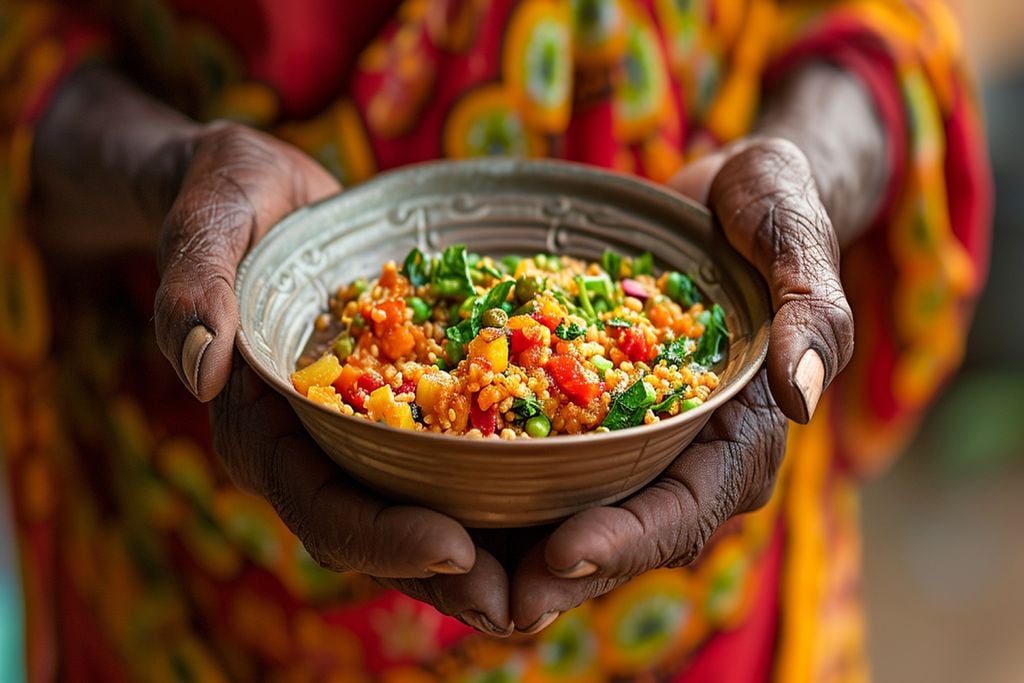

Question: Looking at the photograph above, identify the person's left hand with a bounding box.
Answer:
[509,137,855,633]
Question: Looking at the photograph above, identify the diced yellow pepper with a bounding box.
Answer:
[384,402,415,430]
[365,385,395,422]
[468,329,509,373]
[307,385,344,412]
[416,371,454,415]
[291,354,342,395]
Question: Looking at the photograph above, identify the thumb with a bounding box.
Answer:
[154,123,340,401]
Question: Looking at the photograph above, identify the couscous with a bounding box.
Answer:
[292,246,728,437]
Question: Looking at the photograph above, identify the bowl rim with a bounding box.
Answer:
[235,158,771,447]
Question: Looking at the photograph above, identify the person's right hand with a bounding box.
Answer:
[153,122,514,636]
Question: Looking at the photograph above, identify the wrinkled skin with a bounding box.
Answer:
[33,63,881,636]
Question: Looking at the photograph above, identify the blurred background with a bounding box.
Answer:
[1,1,1021,681]
[863,0,1024,680]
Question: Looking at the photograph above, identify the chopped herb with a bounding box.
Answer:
[554,321,588,340]
[655,336,693,368]
[479,280,515,314]
[633,251,654,276]
[665,271,701,307]
[651,386,688,413]
[512,396,543,420]
[401,248,430,287]
[605,317,632,328]
[477,262,504,279]
[601,378,657,430]
[432,245,475,298]
[693,303,729,366]
[602,250,623,281]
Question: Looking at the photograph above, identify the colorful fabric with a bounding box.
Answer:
[0,0,990,681]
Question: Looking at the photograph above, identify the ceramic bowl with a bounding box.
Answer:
[235,159,770,527]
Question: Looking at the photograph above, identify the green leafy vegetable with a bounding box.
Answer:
[479,280,515,314]
[512,396,543,420]
[433,245,475,298]
[650,386,688,413]
[633,251,654,276]
[693,303,729,366]
[601,378,657,430]
[401,248,430,287]
[554,321,588,340]
[445,281,515,347]
[655,337,694,368]
[604,317,632,328]
[602,250,623,281]
[665,271,701,307]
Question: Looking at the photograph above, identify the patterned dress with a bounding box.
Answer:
[0,0,991,681]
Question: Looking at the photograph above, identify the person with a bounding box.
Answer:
[0,0,990,680]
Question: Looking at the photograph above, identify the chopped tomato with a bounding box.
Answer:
[546,355,600,406]
[617,326,655,363]
[358,371,385,393]
[510,321,551,354]
[469,399,497,436]
[530,311,561,331]
[396,379,417,395]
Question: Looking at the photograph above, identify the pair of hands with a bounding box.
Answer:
[154,123,854,636]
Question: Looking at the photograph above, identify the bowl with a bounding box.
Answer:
[234,159,771,527]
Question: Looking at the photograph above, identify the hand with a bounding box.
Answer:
[508,137,856,633]
[154,122,514,635]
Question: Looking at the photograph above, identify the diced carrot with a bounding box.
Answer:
[333,364,362,394]
[546,354,600,406]
[380,325,415,360]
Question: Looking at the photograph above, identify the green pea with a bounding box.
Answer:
[481,308,509,328]
[407,297,432,323]
[515,275,545,304]
[525,414,551,438]
[679,397,703,412]
[590,355,613,376]
[332,335,354,360]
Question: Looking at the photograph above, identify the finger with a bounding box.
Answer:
[511,538,628,635]
[379,546,513,637]
[213,359,475,577]
[708,138,854,423]
[154,124,339,401]
[542,373,785,582]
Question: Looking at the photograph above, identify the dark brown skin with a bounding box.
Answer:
[31,59,885,636]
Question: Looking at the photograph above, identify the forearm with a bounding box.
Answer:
[30,65,201,256]
[756,62,890,247]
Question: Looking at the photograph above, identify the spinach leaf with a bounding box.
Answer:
[401,248,431,287]
[479,280,515,314]
[432,245,475,298]
[601,378,657,430]
[633,251,654,276]
[554,321,588,340]
[512,396,543,420]
[665,271,701,307]
[602,249,623,281]
[655,337,693,368]
[693,303,729,366]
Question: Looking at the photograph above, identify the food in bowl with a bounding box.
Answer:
[291,244,729,438]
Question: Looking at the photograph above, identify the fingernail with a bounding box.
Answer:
[425,560,469,575]
[518,610,560,635]
[182,325,214,398]
[459,610,513,638]
[794,349,825,422]
[549,560,598,579]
